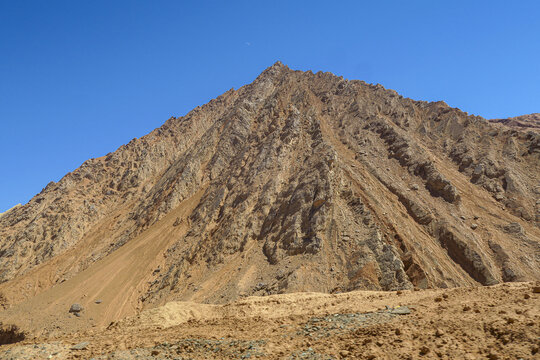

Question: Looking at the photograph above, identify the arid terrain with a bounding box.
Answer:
[0,283,538,359]
[490,113,540,132]
[0,62,539,358]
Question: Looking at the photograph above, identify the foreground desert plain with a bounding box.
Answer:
[0,283,539,359]
[0,63,539,359]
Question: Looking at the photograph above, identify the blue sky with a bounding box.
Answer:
[1,0,539,212]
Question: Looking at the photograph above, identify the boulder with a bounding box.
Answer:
[69,303,83,313]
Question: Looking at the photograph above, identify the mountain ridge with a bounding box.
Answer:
[0,62,539,336]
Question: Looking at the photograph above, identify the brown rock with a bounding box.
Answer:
[419,346,430,355]
[339,350,350,357]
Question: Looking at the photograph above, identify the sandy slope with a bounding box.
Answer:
[0,189,204,336]
[0,282,538,359]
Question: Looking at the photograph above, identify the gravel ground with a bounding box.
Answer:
[0,283,538,359]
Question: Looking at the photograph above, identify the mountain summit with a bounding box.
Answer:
[0,63,539,334]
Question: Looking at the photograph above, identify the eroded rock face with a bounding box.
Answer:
[1,62,539,307]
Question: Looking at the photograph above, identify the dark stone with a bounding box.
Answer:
[71,341,90,350]
[69,303,83,313]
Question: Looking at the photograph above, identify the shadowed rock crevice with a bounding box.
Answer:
[436,224,498,286]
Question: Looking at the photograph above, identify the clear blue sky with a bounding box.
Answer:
[1,1,539,212]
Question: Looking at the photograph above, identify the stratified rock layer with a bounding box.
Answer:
[0,62,539,314]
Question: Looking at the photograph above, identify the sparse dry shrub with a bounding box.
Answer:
[0,323,26,345]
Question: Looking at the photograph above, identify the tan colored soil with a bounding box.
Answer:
[1,282,538,359]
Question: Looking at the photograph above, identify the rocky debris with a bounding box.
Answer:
[254,282,267,291]
[389,306,411,315]
[298,307,413,339]
[419,345,431,355]
[289,348,334,359]
[95,338,267,359]
[69,303,83,314]
[503,222,524,234]
[0,342,66,360]
[0,292,8,310]
[71,341,90,350]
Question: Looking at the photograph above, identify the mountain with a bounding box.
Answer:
[490,113,540,132]
[0,62,539,336]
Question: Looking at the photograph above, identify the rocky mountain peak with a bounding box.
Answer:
[0,63,538,333]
